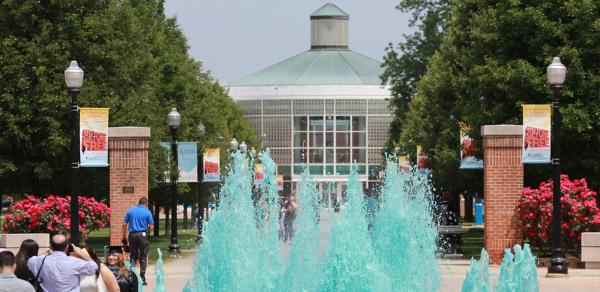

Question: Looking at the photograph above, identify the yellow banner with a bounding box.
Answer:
[522,104,551,163]
[80,108,109,167]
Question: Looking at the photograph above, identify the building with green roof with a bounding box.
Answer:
[228,3,392,204]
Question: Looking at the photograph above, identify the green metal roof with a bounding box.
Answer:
[230,50,383,86]
[310,3,349,18]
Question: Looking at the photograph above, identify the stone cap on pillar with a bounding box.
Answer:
[481,124,522,137]
[109,127,151,138]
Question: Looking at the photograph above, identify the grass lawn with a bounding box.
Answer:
[461,227,484,260]
[86,219,198,265]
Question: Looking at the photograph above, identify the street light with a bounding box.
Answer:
[64,60,84,246]
[547,57,567,275]
[196,121,205,242]
[230,138,238,153]
[167,107,181,253]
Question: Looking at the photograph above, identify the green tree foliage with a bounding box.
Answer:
[396,0,600,193]
[0,1,257,199]
[380,0,450,149]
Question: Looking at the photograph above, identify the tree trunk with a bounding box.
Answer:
[165,207,170,236]
[464,193,474,222]
[191,203,197,228]
[183,204,188,229]
[153,201,160,237]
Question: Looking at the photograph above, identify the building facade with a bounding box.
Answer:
[228,4,392,206]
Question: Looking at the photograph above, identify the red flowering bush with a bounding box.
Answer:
[517,175,600,251]
[3,195,110,239]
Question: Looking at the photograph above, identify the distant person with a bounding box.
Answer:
[27,234,97,292]
[79,246,119,292]
[122,197,154,285]
[15,239,39,286]
[105,248,138,292]
[0,250,35,292]
[283,196,298,242]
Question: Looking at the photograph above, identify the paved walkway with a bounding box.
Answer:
[143,254,600,291]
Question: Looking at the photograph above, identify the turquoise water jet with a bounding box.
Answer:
[179,151,538,291]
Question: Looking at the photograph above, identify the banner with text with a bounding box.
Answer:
[254,163,265,185]
[159,142,198,182]
[459,122,484,169]
[398,155,410,172]
[203,148,221,182]
[80,108,109,167]
[276,175,284,191]
[522,104,551,164]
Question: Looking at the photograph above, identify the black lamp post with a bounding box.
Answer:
[64,61,84,246]
[167,107,181,253]
[547,57,568,275]
[196,121,205,242]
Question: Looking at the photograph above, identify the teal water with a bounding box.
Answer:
[154,248,166,292]
[178,151,537,291]
[462,244,539,292]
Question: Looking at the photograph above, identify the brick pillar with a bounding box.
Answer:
[109,127,151,245]
[481,125,523,264]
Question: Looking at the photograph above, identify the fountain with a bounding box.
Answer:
[177,150,538,291]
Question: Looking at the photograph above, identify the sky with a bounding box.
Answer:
[164,0,413,84]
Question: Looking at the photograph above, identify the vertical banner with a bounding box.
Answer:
[203,148,221,182]
[159,142,198,182]
[254,163,265,185]
[459,122,484,169]
[522,104,551,163]
[177,142,198,182]
[398,155,410,172]
[80,108,109,167]
[276,175,284,191]
[416,145,428,169]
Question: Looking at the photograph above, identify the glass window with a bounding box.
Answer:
[294,116,307,131]
[326,116,335,131]
[336,132,350,147]
[309,165,323,175]
[278,165,291,176]
[352,149,366,163]
[294,132,307,147]
[355,164,367,175]
[352,116,366,131]
[294,165,304,175]
[325,148,334,163]
[325,165,334,175]
[325,133,334,147]
[309,116,324,131]
[309,132,323,147]
[336,116,351,131]
[293,149,306,163]
[336,165,350,175]
[309,148,323,163]
[352,132,366,147]
[368,165,384,180]
[336,148,350,163]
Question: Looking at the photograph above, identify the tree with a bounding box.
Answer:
[380,0,450,149]
[0,0,258,202]
[397,0,600,195]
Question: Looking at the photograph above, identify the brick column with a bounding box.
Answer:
[109,127,151,245]
[481,125,523,264]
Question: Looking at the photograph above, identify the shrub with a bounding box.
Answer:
[2,195,110,239]
[517,175,600,252]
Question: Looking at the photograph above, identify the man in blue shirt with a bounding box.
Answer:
[122,197,154,285]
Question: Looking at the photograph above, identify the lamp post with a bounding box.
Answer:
[167,107,181,253]
[64,61,84,246]
[196,122,205,242]
[547,57,568,275]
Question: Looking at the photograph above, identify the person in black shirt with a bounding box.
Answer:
[105,248,138,292]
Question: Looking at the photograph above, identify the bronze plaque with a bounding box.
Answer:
[122,186,135,193]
